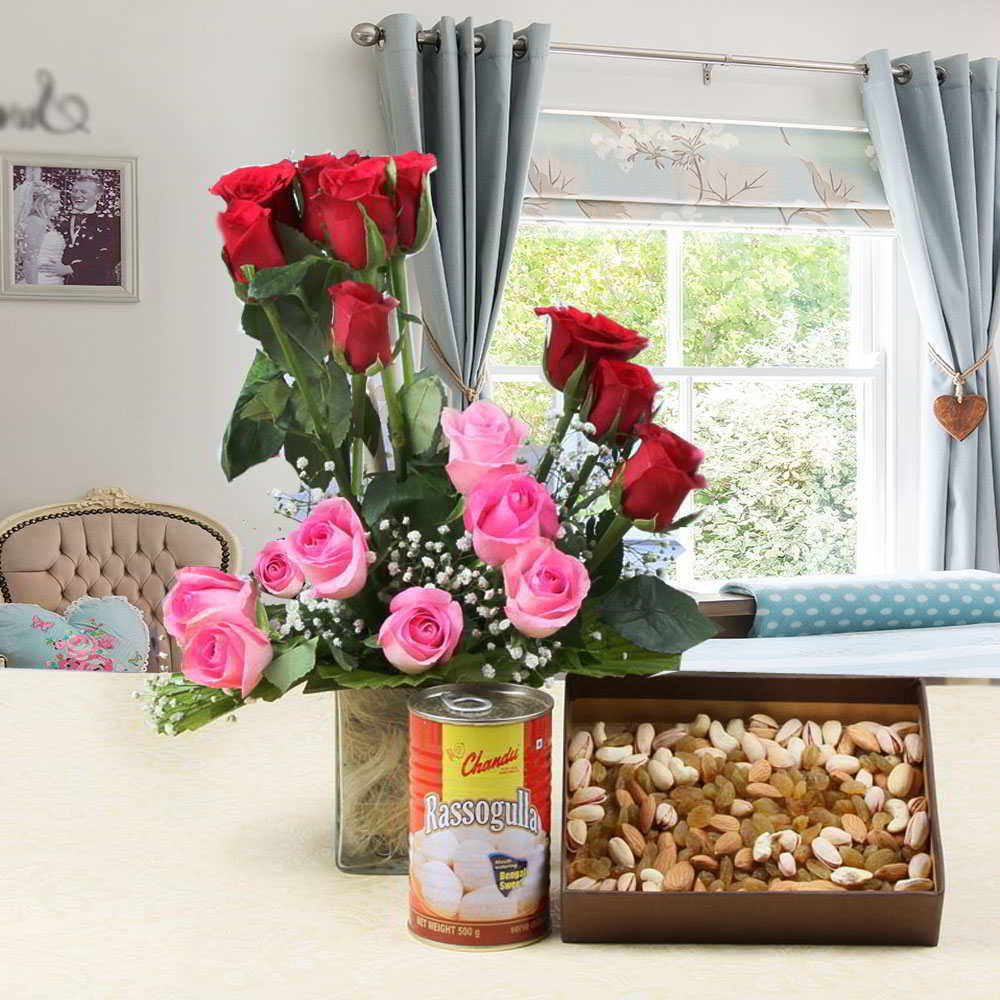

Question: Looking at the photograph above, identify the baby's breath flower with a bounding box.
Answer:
[481,664,496,679]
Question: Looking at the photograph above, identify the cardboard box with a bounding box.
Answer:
[560,672,944,945]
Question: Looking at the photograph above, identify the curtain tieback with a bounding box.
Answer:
[421,321,485,404]
[927,341,994,403]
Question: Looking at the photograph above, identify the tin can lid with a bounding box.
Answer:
[409,683,553,725]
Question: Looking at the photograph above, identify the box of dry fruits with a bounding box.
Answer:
[561,672,944,945]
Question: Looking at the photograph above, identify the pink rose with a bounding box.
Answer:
[502,539,590,639]
[87,654,115,672]
[181,615,273,697]
[378,586,463,674]
[254,539,305,597]
[463,471,560,567]
[286,498,369,599]
[162,567,256,644]
[65,633,97,656]
[97,636,115,649]
[441,401,529,494]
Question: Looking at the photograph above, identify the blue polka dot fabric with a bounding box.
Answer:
[721,571,1000,637]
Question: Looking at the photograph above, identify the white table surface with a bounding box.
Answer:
[2,671,999,1000]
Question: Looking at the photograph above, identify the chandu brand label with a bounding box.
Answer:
[408,685,552,949]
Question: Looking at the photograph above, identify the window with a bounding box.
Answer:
[491,222,895,586]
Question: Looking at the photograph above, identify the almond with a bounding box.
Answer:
[874,863,909,882]
[841,814,867,842]
[713,831,743,856]
[662,860,696,891]
[734,847,755,871]
[690,854,720,872]
[746,782,783,799]
[894,877,933,892]
[639,795,656,835]
[620,823,645,857]
[654,843,677,875]
[747,760,772,784]
[709,814,741,833]
[846,724,881,752]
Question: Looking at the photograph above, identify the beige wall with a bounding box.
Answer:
[1,0,997,564]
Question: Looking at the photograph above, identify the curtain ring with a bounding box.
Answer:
[513,35,529,59]
[936,64,948,85]
[894,62,913,85]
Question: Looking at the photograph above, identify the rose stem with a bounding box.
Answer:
[350,372,368,496]
[589,513,632,570]
[534,408,574,484]
[379,360,408,479]
[562,452,601,513]
[389,255,416,385]
[260,300,357,510]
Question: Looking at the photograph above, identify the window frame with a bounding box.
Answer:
[490,219,897,587]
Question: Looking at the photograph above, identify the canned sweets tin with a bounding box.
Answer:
[408,683,554,949]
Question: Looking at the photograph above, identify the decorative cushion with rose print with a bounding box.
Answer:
[0,596,149,671]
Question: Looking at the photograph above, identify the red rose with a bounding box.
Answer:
[210,160,297,227]
[296,151,363,242]
[313,157,396,268]
[217,200,286,282]
[585,360,660,443]
[392,151,437,251]
[617,423,707,530]
[328,281,399,373]
[535,306,648,391]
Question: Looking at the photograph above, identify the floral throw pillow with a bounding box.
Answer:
[0,596,149,671]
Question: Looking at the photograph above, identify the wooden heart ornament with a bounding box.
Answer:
[933,394,987,441]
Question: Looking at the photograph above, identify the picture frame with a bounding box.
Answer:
[0,152,138,302]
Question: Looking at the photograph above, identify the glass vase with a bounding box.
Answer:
[334,687,411,874]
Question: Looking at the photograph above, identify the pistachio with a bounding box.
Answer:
[908,853,933,879]
[888,762,916,798]
[608,837,634,867]
[830,866,873,887]
[641,880,662,892]
[894,877,934,892]
[777,829,801,853]
[654,802,679,830]
[568,730,594,762]
[864,785,886,814]
[885,798,910,834]
[617,872,637,892]
[821,720,843,746]
[811,837,842,869]
[740,732,766,763]
[598,877,617,891]
[595,744,633,765]
[639,867,665,885]
[876,726,903,755]
[689,713,711,738]
[803,721,823,747]
[567,818,588,851]
[778,852,797,878]
[752,831,773,863]
[904,811,930,850]
[652,726,688,750]
[766,745,796,769]
[569,785,607,807]
[567,804,605,823]
[774,718,803,744]
[591,721,607,747]
[568,876,597,890]
[620,753,650,767]
[820,826,853,847]
[825,754,861,775]
[647,758,675,792]
[567,757,591,793]
[750,712,779,729]
[635,722,655,756]
[708,720,740,753]
[904,732,924,764]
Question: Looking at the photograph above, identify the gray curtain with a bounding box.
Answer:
[375,13,551,405]
[862,50,1000,570]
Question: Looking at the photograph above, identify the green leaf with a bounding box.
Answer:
[221,351,287,481]
[321,358,354,447]
[362,470,447,523]
[273,295,328,368]
[282,431,332,489]
[264,638,318,693]
[248,257,324,300]
[665,510,702,531]
[585,510,624,598]
[404,172,435,255]
[600,575,718,654]
[399,373,446,455]
[327,668,429,690]
[561,356,590,410]
[275,222,324,263]
[358,204,388,270]
[239,378,292,422]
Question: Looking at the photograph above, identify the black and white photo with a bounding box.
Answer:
[1,153,137,301]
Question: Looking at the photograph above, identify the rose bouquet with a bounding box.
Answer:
[145,150,715,738]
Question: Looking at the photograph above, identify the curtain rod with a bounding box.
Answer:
[350,23,907,81]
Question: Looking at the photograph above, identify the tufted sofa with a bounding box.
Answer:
[0,488,241,671]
